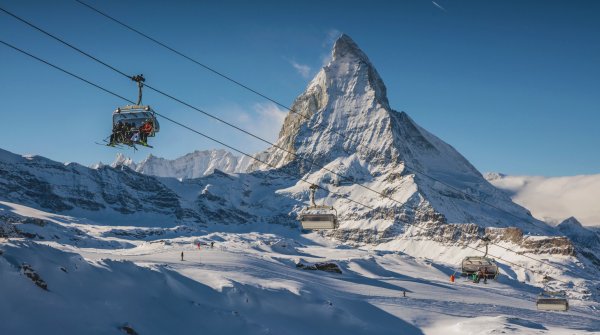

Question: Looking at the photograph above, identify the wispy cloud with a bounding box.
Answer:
[288,60,312,78]
[431,1,446,12]
[321,28,341,66]
[236,102,287,142]
[323,28,342,47]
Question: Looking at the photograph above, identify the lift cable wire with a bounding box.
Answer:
[73,0,292,118]
[0,39,374,212]
[72,1,554,232]
[0,7,569,275]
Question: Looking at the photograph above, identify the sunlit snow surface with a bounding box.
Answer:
[1,201,598,335]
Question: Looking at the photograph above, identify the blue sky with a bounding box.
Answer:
[1,0,598,176]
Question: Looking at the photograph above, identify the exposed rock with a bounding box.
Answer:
[0,221,19,238]
[296,260,342,274]
[21,263,48,291]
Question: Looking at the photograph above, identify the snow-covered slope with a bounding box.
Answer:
[110,149,251,179]
[1,201,598,334]
[485,173,600,227]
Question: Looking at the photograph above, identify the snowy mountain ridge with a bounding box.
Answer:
[109,149,252,179]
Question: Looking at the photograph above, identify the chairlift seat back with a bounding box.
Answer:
[299,213,338,230]
[113,105,160,134]
[461,256,499,278]
[536,291,569,311]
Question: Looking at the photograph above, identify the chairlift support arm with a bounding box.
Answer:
[131,74,145,105]
[309,184,317,207]
[482,235,490,257]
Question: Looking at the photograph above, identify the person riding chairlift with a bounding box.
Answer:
[109,121,124,146]
[139,119,154,145]
[474,269,484,283]
[124,122,135,144]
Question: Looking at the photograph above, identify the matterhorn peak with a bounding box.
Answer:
[324,34,389,108]
[247,32,554,235]
[331,34,370,63]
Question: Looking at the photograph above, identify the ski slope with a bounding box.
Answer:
[1,201,598,334]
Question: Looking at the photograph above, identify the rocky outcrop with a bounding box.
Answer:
[296,260,342,274]
[21,263,48,291]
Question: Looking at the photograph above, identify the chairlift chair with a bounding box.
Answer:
[108,74,159,147]
[298,185,338,230]
[461,237,499,279]
[536,291,569,311]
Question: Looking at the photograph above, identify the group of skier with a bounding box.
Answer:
[472,267,489,284]
[109,119,154,147]
[449,266,490,284]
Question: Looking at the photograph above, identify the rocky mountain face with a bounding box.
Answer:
[0,145,297,229]
[110,149,252,180]
[252,34,553,239]
[557,217,600,267]
[0,149,190,225]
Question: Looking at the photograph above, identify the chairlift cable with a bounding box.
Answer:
[0,7,130,79]
[73,0,295,119]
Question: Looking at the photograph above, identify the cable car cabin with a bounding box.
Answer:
[113,105,160,135]
[461,256,499,279]
[536,291,569,311]
[299,209,338,230]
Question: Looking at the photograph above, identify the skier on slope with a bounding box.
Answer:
[483,267,488,284]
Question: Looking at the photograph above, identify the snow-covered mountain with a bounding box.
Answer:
[2,34,600,333]
[485,173,600,227]
[110,149,252,179]
[251,34,553,238]
[558,217,600,249]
